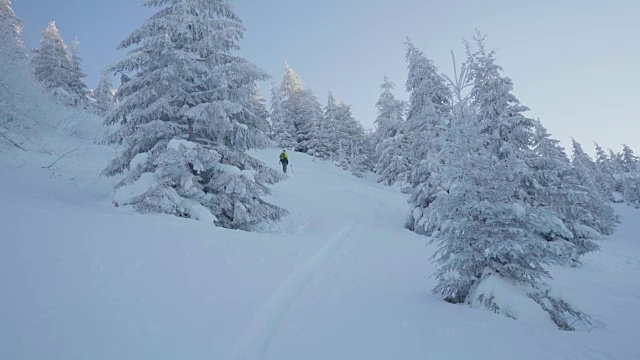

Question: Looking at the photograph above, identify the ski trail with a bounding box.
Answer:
[225,224,354,360]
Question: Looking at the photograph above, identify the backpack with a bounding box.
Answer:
[279,153,287,161]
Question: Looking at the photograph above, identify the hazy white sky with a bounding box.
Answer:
[14,0,640,155]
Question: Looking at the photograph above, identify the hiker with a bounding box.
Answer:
[279,150,289,173]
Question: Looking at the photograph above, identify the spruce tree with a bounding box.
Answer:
[94,70,116,115]
[104,0,286,230]
[67,37,89,106]
[593,142,616,200]
[530,122,618,259]
[269,85,295,149]
[403,40,452,235]
[0,0,25,63]
[295,88,323,153]
[425,35,592,330]
[31,22,73,92]
[275,63,321,153]
[373,75,407,185]
[571,139,601,195]
[619,145,640,207]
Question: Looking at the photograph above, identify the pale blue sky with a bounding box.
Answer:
[13,0,640,154]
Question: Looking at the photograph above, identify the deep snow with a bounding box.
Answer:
[1,145,639,360]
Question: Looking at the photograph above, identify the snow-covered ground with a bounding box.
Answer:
[1,145,639,359]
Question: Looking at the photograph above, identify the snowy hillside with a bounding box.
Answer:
[1,148,639,360]
[0,63,111,182]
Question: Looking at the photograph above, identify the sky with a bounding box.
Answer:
[13,0,640,155]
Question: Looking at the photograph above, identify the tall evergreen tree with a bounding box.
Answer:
[31,22,73,92]
[571,139,599,193]
[269,85,295,149]
[104,0,286,230]
[593,142,616,200]
[67,37,89,105]
[373,75,408,185]
[403,40,453,234]
[94,70,116,115]
[275,63,320,153]
[530,122,618,260]
[31,22,88,107]
[0,0,25,63]
[620,144,639,173]
[618,145,640,207]
[336,100,371,177]
[308,92,336,160]
[295,88,323,153]
[424,35,592,330]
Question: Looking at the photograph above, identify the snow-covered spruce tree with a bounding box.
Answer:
[250,85,270,135]
[103,0,287,230]
[594,142,617,201]
[269,85,295,149]
[570,139,599,192]
[317,92,341,160]
[67,37,89,106]
[31,22,73,92]
[373,75,408,185]
[308,93,335,160]
[296,88,323,154]
[377,132,412,186]
[93,70,116,115]
[620,144,639,172]
[403,40,453,234]
[530,121,618,261]
[425,35,591,330]
[275,63,320,153]
[31,21,88,107]
[0,0,26,63]
[618,144,640,207]
[336,100,371,177]
[0,0,30,151]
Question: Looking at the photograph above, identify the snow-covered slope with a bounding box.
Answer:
[0,63,110,181]
[1,148,639,360]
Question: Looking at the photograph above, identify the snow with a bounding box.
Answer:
[1,146,640,359]
[113,171,157,205]
[469,275,556,330]
[511,202,526,218]
[167,138,197,151]
[215,163,255,182]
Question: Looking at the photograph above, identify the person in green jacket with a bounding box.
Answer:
[279,150,289,173]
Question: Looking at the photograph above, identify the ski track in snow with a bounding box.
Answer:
[226,223,355,360]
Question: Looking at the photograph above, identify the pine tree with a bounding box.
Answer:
[104,0,286,230]
[269,85,295,149]
[250,86,270,134]
[593,142,616,200]
[336,100,371,177]
[618,145,640,207]
[308,93,335,160]
[530,122,618,259]
[276,63,319,153]
[31,21,88,107]
[295,88,323,154]
[32,22,73,92]
[620,144,639,173]
[94,70,116,115]
[67,37,89,106]
[376,132,412,186]
[322,92,341,159]
[373,75,407,185]
[0,0,25,63]
[571,139,599,193]
[425,34,592,330]
[403,40,453,235]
